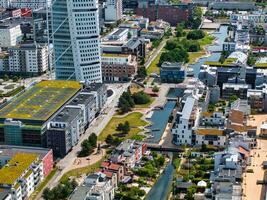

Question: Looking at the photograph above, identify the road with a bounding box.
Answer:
[144,38,167,69]
[35,82,130,199]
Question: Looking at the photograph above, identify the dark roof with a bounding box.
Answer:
[68,93,95,106]
[176,182,193,189]
[52,107,80,123]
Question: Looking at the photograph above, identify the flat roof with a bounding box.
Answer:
[0,80,81,122]
[0,153,38,185]
[195,128,224,136]
[181,97,195,120]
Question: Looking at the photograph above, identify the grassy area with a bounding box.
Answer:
[147,53,161,75]
[98,112,148,141]
[199,35,215,48]
[189,51,206,64]
[60,159,103,183]
[29,167,58,200]
[135,97,155,108]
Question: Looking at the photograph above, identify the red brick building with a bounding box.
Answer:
[136,5,190,26]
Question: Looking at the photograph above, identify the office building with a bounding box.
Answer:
[52,0,102,82]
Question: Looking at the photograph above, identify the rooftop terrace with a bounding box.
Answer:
[0,80,81,122]
[0,153,38,185]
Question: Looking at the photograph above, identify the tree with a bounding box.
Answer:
[88,133,97,148]
[12,76,19,82]
[247,53,256,66]
[188,41,200,52]
[185,7,202,29]
[152,86,159,92]
[165,40,177,50]
[187,30,205,40]
[3,74,9,81]
[229,95,238,103]
[127,32,132,39]
[42,188,54,200]
[137,66,147,78]
[105,134,113,145]
[176,24,184,37]
[132,91,150,104]
[118,90,135,113]
[159,47,189,65]
[116,121,130,134]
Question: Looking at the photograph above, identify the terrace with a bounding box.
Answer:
[0,80,81,122]
[0,153,38,185]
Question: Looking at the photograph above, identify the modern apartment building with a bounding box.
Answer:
[0,80,107,157]
[52,0,102,82]
[0,147,53,200]
[104,0,122,21]
[0,24,22,47]
[4,43,48,75]
[0,0,51,10]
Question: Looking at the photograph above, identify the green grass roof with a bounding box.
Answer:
[255,63,267,68]
[0,153,38,185]
[0,80,81,121]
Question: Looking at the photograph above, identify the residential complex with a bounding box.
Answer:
[0,0,51,10]
[0,80,107,157]
[0,146,53,200]
[0,24,22,47]
[52,0,102,82]
[104,0,122,21]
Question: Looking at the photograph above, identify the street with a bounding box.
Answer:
[35,82,130,199]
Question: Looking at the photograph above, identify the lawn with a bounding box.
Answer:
[135,97,155,108]
[60,159,103,183]
[29,167,58,200]
[147,53,161,75]
[199,35,215,48]
[189,51,206,64]
[98,112,148,142]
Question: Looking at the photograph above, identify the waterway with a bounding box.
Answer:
[145,101,176,144]
[190,25,229,76]
[146,26,229,199]
[146,161,175,200]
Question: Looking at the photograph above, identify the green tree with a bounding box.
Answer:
[152,85,159,92]
[247,53,256,66]
[88,133,97,148]
[159,47,189,65]
[137,66,147,78]
[78,139,93,157]
[3,74,9,81]
[116,121,130,134]
[105,134,113,145]
[132,91,150,104]
[165,40,177,50]
[42,188,54,200]
[187,30,205,40]
[229,95,238,103]
[176,24,184,37]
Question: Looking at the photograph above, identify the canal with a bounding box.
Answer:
[146,161,175,200]
[146,26,229,200]
[145,101,176,144]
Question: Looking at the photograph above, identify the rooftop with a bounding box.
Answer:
[195,128,224,136]
[0,80,81,122]
[0,153,38,185]
[102,53,129,58]
[52,107,81,124]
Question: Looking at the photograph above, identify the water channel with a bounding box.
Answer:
[146,25,229,200]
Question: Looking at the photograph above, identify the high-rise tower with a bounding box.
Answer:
[52,0,102,82]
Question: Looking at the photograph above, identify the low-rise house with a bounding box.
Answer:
[140,28,164,40]
[100,161,124,184]
[109,139,146,169]
[69,172,115,200]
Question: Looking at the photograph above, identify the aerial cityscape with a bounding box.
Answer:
[0,0,266,199]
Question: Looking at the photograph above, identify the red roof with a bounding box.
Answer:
[238,146,250,158]
[109,163,121,171]
[102,170,114,178]
[100,161,110,168]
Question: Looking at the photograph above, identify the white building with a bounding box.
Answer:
[0,153,44,200]
[6,43,48,74]
[172,97,200,145]
[0,0,51,10]
[52,0,102,82]
[0,24,22,47]
[104,0,122,21]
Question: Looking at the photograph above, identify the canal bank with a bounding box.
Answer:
[146,160,175,200]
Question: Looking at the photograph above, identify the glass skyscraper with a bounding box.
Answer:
[52,0,102,82]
